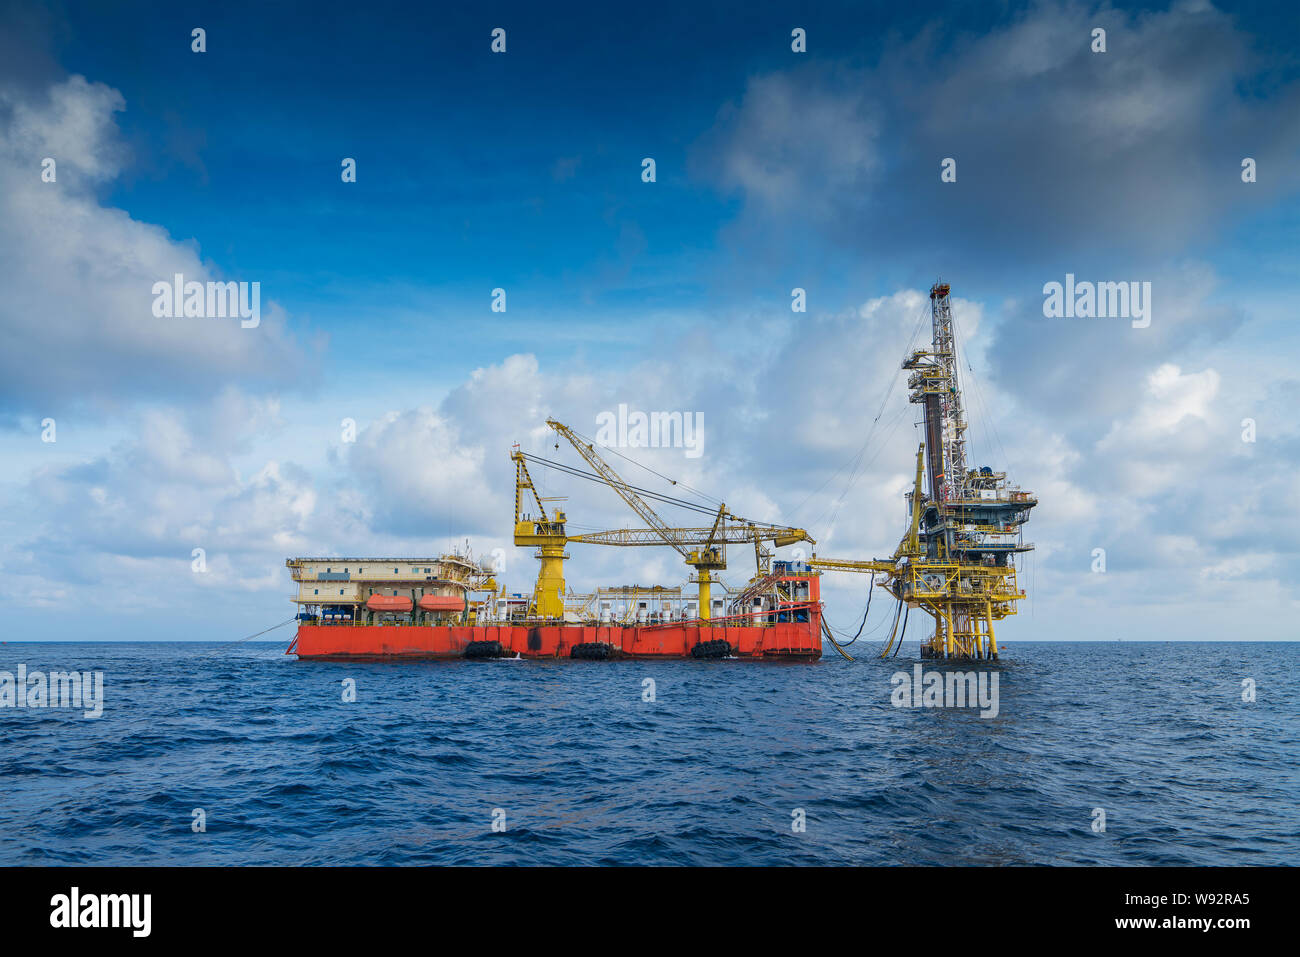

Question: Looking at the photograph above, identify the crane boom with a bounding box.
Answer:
[544,418,814,621]
[571,525,815,547]
[546,418,692,557]
[512,447,548,524]
[808,557,894,573]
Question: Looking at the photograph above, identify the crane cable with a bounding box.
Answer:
[559,425,722,507]
[521,454,718,518]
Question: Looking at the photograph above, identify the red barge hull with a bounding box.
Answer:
[289,617,822,661]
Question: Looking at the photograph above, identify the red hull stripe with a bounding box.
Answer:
[291,619,822,660]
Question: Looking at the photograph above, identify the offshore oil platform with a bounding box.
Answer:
[811,282,1036,659]
[284,282,1033,661]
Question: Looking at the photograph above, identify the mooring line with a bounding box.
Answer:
[197,617,297,658]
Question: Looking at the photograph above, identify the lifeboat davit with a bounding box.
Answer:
[418,594,464,612]
[366,595,413,613]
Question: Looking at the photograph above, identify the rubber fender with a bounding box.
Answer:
[570,641,617,660]
[690,638,732,659]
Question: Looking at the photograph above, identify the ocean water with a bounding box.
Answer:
[0,640,1295,866]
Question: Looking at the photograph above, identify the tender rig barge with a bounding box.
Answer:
[287,283,1033,662]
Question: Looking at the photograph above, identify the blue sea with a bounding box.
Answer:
[0,641,1295,866]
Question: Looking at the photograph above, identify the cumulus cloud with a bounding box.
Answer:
[326,293,993,598]
[0,74,315,418]
[3,5,1294,642]
[6,279,1296,640]
[13,397,311,576]
[347,407,496,536]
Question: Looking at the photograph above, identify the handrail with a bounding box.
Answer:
[297,601,824,630]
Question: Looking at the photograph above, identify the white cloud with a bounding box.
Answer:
[347,407,495,535]
[1,74,126,180]
[698,67,879,218]
[5,278,1296,640]
[696,1,1300,261]
[2,44,1295,642]
[0,74,314,416]
[1142,364,1221,432]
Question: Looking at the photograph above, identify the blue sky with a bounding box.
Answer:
[1,0,1298,641]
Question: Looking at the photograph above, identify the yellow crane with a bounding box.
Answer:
[512,421,815,621]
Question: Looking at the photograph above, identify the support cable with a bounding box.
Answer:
[892,602,910,657]
[829,574,875,647]
[559,426,722,507]
[521,454,719,518]
[790,298,931,528]
[878,597,904,657]
[822,617,855,661]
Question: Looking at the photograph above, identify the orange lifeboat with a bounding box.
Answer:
[418,594,463,612]
[366,595,413,613]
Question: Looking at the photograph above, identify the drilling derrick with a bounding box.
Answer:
[907,282,1036,658]
[811,282,1036,659]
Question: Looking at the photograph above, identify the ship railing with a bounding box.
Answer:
[297,605,827,629]
[302,617,475,627]
[477,604,822,630]
[638,601,821,631]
